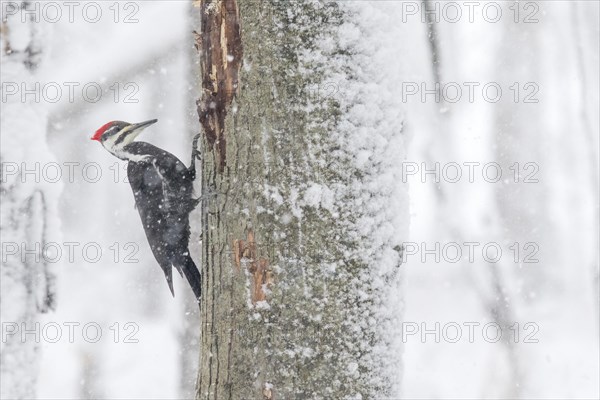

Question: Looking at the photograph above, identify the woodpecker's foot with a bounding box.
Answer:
[192,148,202,162]
[192,196,202,208]
[189,134,202,179]
[192,133,202,161]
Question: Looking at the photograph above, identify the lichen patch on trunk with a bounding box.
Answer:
[195,0,243,172]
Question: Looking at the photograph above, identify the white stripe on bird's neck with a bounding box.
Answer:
[103,126,151,162]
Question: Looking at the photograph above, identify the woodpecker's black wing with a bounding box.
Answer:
[124,142,201,301]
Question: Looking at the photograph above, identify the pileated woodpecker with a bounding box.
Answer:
[91,119,202,304]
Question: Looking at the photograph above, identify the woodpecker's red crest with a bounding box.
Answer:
[92,121,115,141]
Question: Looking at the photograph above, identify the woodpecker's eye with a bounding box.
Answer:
[104,126,120,138]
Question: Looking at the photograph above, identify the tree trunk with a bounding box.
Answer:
[194,1,409,399]
[0,3,60,398]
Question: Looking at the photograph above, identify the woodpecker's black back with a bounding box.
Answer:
[124,141,201,303]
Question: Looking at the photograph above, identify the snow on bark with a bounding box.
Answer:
[258,1,409,396]
[309,2,410,395]
[0,5,62,398]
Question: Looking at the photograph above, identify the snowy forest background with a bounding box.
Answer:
[1,1,598,399]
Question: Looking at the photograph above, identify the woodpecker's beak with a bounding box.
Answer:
[122,119,158,142]
[129,119,158,132]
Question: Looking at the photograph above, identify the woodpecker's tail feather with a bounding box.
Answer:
[163,268,175,297]
[173,263,184,278]
[179,254,202,307]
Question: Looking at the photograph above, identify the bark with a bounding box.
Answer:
[194,1,408,399]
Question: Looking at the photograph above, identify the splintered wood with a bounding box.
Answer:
[195,0,243,172]
[233,230,273,304]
